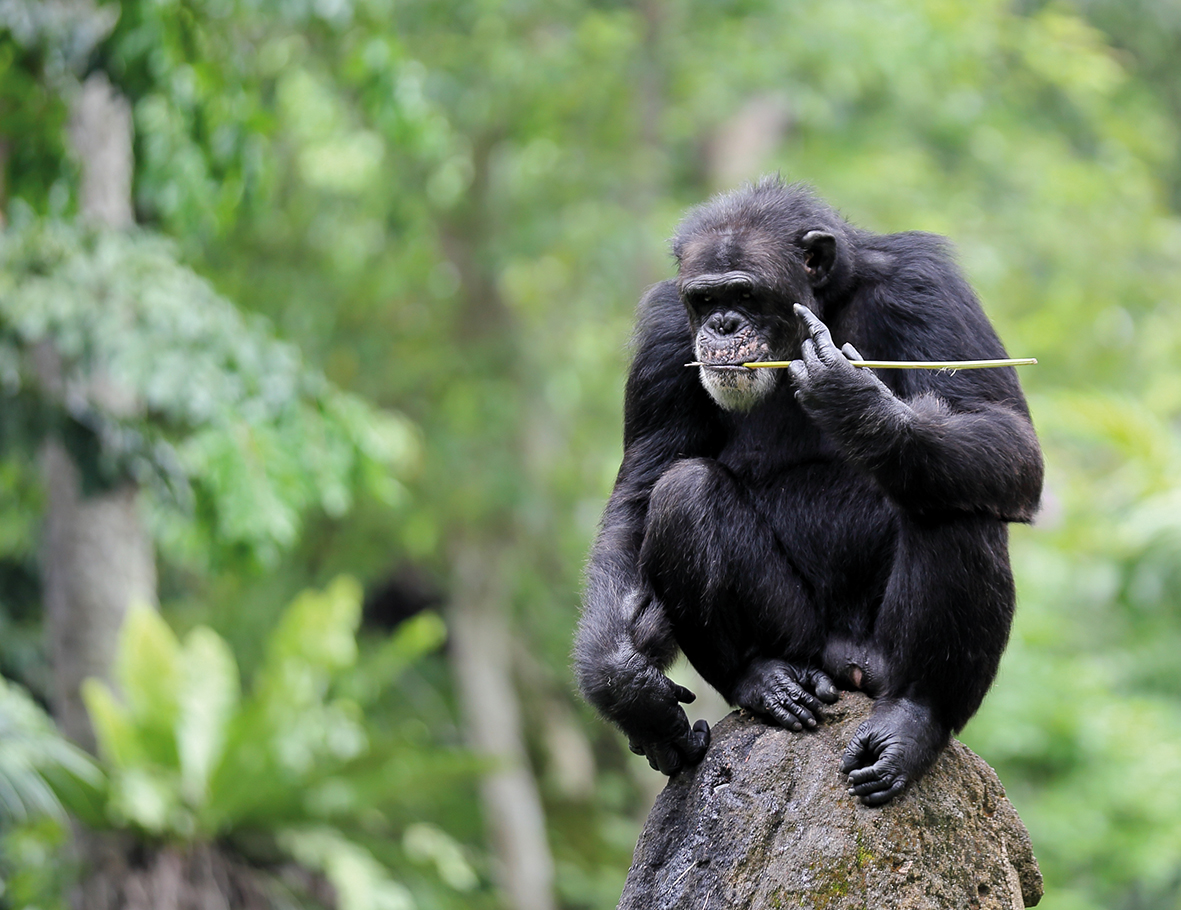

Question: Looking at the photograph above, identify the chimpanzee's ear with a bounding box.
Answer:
[801,231,837,286]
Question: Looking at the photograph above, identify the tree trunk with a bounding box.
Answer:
[619,694,1043,910]
[41,445,156,750]
[38,76,143,733]
[69,72,134,229]
[448,539,556,910]
[42,71,151,752]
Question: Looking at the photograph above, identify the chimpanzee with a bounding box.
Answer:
[574,178,1043,805]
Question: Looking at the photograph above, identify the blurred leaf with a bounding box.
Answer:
[402,823,477,892]
[340,613,447,707]
[107,765,184,836]
[262,575,361,680]
[278,825,416,910]
[67,579,469,899]
[81,679,139,771]
[115,604,182,757]
[0,678,99,823]
[176,627,240,807]
[0,220,419,568]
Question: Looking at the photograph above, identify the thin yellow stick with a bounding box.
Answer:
[747,358,1037,370]
[685,358,1037,370]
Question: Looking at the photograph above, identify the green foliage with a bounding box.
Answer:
[0,0,110,214]
[0,814,73,910]
[74,578,470,910]
[98,0,275,239]
[0,216,418,567]
[0,680,95,909]
[0,676,98,823]
[965,390,1181,909]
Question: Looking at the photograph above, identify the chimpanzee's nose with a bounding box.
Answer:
[705,311,741,336]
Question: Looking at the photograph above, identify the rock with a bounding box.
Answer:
[619,693,1042,910]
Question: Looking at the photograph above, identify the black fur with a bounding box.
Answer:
[574,179,1043,805]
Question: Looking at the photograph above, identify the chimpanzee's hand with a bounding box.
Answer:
[626,681,711,775]
[732,659,839,731]
[788,304,893,415]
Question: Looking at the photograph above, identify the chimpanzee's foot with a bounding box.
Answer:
[839,698,948,806]
[732,658,839,732]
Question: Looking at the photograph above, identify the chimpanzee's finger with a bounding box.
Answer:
[649,744,683,776]
[773,671,822,718]
[794,304,838,359]
[682,719,711,764]
[800,338,824,372]
[859,778,908,806]
[840,733,874,774]
[803,668,840,704]
[840,342,892,393]
[764,700,804,731]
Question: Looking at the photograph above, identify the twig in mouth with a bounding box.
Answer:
[685,358,1037,371]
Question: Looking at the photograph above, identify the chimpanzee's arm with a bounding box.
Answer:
[574,282,720,773]
[790,290,1038,805]
[790,302,1043,522]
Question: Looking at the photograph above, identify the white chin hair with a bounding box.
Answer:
[698,367,777,411]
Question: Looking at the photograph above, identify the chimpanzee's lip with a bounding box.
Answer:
[686,361,753,371]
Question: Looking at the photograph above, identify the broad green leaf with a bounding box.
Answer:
[114,603,181,735]
[177,626,240,813]
[81,679,140,770]
[388,612,447,665]
[264,576,362,679]
[107,767,186,836]
[0,679,100,823]
[339,612,447,706]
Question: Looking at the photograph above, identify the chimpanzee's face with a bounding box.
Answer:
[677,235,812,412]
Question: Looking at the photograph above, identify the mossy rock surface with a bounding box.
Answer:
[619,693,1042,910]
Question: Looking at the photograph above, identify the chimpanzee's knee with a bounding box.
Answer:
[645,458,723,547]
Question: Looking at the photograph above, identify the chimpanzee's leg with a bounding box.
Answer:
[841,515,1014,805]
[640,458,838,730]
